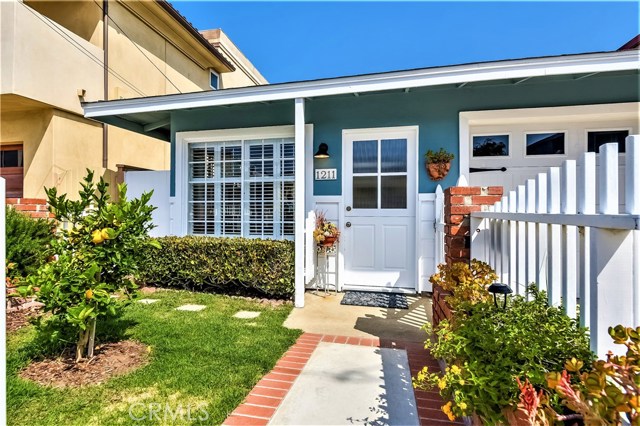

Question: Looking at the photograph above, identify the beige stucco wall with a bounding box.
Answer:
[201,29,268,89]
[1,108,55,199]
[1,0,264,199]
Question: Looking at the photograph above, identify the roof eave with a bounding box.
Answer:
[84,50,640,119]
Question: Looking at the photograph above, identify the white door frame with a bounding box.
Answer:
[339,125,420,292]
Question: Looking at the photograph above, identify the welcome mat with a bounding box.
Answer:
[340,291,409,309]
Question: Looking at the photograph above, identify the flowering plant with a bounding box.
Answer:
[313,211,340,246]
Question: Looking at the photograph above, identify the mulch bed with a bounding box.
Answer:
[6,297,43,333]
[20,340,149,388]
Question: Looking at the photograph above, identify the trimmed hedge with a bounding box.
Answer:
[139,236,295,298]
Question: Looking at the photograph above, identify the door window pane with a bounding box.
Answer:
[381,139,407,172]
[353,176,378,208]
[526,133,565,155]
[353,140,378,173]
[588,130,629,153]
[381,176,407,209]
[472,135,509,156]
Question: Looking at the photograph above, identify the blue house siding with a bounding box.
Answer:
[169,72,638,196]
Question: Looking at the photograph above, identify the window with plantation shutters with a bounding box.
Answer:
[188,138,295,239]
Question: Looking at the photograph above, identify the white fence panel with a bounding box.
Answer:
[124,171,171,237]
[471,137,640,357]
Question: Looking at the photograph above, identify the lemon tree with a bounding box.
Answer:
[21,170,159,361]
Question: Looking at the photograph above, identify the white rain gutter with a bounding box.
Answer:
[84,50,640,118]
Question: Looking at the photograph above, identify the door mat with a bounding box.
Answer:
[340,291,409,309]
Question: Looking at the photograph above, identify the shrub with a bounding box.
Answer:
[5,207,54,278]
[429,259,497,310]
[414,288,595,424]
[139,236,295,298]
[19,170,157,361]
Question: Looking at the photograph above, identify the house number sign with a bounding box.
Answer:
[315,168,337,181]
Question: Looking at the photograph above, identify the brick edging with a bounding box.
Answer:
[222,333,462,426]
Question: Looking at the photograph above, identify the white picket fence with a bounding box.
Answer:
[471,136,640,357]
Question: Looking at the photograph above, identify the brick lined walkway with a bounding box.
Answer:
[222,332,462,426]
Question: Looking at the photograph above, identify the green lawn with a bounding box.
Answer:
[7,290,301,425]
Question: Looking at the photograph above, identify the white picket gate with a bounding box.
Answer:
[471,136,640,357]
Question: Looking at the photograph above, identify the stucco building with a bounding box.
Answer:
[0,0,266,200]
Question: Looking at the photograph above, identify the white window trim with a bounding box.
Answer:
[459,102,640,182]
[176,125,295,237]
[209,69,220,90]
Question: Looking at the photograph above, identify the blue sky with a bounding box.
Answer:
[173,1,639,83]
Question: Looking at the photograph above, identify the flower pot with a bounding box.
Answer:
[427,161,451,181]
[322,236,337,247]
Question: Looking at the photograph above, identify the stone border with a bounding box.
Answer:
[222,333,462,426]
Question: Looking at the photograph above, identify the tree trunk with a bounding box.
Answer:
[76,328,89,362]
[87,318,97,358]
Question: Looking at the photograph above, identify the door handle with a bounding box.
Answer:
[345,222,351,228]
[346,206,352,211]
[469,167,507,173]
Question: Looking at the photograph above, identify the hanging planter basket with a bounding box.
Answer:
[426,161,451,181]
[321,235,337,247]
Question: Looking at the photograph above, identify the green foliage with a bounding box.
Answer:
[429,259,497,310]
[5,207,54,278]
[139,236,294,298]
[19,170,158,359]
[414,288,595,424]
[546,325,639,425]
[425,148,455,164]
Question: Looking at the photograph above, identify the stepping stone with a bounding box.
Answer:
[233,311,261,319]
[138,299,159,304]
[176,304,206,311]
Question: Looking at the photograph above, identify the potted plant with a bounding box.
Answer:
[425,148,455,181]
[313,211,340,247]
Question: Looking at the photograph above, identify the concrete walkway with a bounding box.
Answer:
[223,292,463,426]
[284,292,432,342]
[270,342,418,425]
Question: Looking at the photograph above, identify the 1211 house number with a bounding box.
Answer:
[315,168,337,180]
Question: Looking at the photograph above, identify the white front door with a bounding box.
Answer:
[342,127,417,291]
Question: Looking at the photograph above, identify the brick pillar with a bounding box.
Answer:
[443,186,503,265]
[6,198,53,219]
[432,185,504,327]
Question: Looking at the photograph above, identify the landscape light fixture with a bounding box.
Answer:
[487,283,513,309]
[314,143,330,159]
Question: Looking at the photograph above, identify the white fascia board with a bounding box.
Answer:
[84,51,640,119]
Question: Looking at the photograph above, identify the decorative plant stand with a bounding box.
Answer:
[313,244,338,295]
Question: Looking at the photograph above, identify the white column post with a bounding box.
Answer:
[535,173,548,292]
[516,185,526,295]
[591,143,633,356]
[578,152,596,329]
[561,160,578,318]
[294,98,306,308]
[625,136,640,327]
[0,177,6,425]
[547,167,562,306]
[525,179,537,296]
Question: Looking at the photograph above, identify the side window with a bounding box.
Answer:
[209,70,219,90]
[525,132,565,156]
[0,144,24,197]
[472,135,509,157]
[587,130,629,153]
